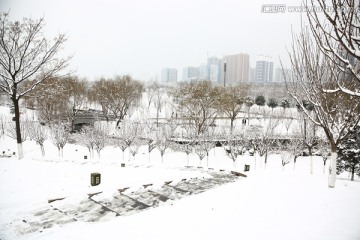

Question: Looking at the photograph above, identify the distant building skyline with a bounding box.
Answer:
[161,68,178,83]
[162,53,288,84]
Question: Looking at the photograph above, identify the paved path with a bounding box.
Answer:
[13,169,244,236]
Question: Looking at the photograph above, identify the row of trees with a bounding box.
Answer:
[24,75,144,129]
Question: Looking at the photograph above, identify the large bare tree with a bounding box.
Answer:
[0,13,70,158]
[284,26,360,188]
[305,0,360,97]
[88,76,144,126]
[173,80,220,135]
[217,85,249,132]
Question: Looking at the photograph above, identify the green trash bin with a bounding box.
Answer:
[91,173,101,186]
[244,164,250,172]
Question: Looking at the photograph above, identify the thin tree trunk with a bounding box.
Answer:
[206,154,209,168]
[186,153,189,166]
[351,166,355,181]
[310,155,313,175]
[13,98,24,159]
[328,151,337,188]
[40,144,45,156]
[60,147,64,158]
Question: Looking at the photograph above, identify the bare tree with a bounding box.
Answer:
[147,82,165,127]
[113,123,128,162]
[88,76,144,126]
[195,144,207,168]
[252,116,279,169]
[281,151,293,171]
[30,77,69,124]
[50,122,69,157]
[62,76,89,131]
[76,126,95,159]
[129,143,141,162]
[92,122,110,159]
[284,26,360,187]
[26,121,48,156]
[143,121,159,164]
[157,123,176,164]
[5,120,27,142]
[177,123,196,166]
[0,13,70,159]
[305,0,360,97]
[172,80,220,135]
[281,116,294,135]
[196,130,215,168]
[217,86,248,132]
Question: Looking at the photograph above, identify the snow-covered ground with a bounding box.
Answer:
[1,105,360,240]
[1,134,360,240]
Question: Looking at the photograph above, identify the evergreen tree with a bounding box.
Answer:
[267,98,278,111]
[337,126,360,181]
[255,95,266,106]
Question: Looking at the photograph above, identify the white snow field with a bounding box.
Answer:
[0,106,360,240]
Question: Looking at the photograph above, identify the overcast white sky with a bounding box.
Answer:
[2,0,305,81]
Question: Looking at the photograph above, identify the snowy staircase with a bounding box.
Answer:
[14,170,243,235]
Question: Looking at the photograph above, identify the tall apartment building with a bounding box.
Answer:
[220,53,250,86]
[161,68,178,83]
[182,66,199,81]
[255,56,274,82]
[198,63,220,83]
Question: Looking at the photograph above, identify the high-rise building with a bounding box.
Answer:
[182,66,199,81]
[161,68,178,83]
[220,53,250,86]
[255,56,274,82]
[207,56,221,83]
[197,63,220,83]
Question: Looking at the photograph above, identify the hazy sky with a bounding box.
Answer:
[2,0,305,81]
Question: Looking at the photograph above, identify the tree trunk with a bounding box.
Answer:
[156,108,160,127]
[13,98,24,159]
[40,144,45,156]
[122,150,125,162]
[351,166,355,181]
[230,118,234,133]
[186,153,189,166]
[328,150,337,188]
[308,146,313,175]
[60,147,64,158]
[264,151,268,169]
